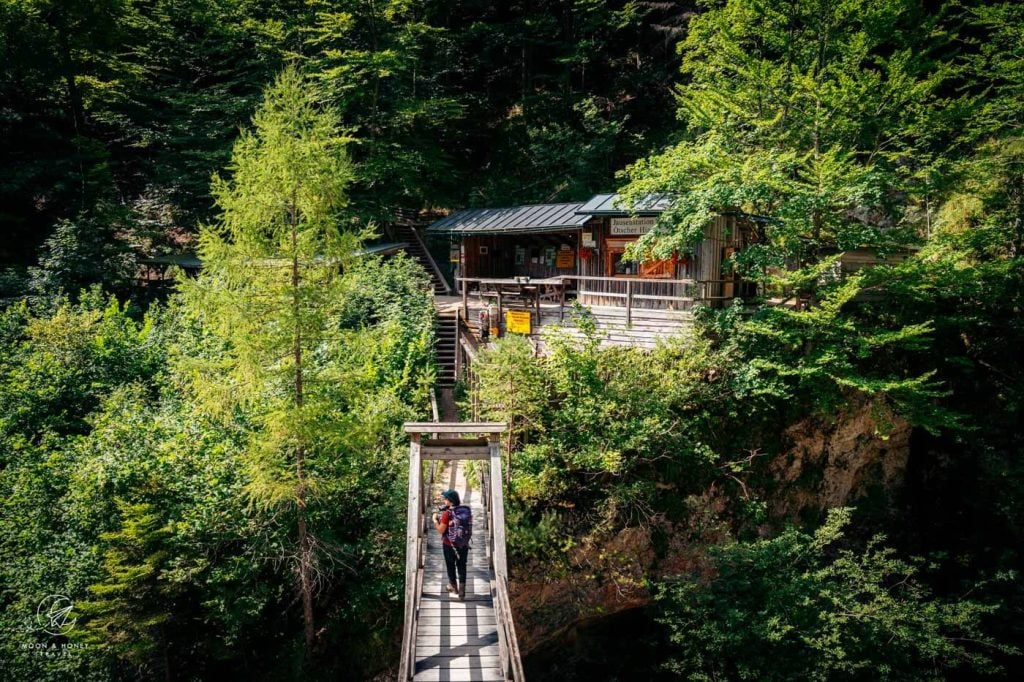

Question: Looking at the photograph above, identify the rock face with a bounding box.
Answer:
[511,397,913,655]
[770,397,912,518]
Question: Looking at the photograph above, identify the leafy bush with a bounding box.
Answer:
[655,508,1016,681]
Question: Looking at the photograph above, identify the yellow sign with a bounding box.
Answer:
[555,251,575,269]
[506,310,532,335]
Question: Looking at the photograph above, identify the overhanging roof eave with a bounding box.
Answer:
[434,223,586,235]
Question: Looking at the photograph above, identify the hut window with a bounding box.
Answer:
[609,249,638,276]
[607,245,674,278]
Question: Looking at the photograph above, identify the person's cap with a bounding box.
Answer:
[441,489,460,504]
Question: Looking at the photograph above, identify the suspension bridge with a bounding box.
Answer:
[398,422,525,682]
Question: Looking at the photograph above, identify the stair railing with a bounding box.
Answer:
[407,227,453,295]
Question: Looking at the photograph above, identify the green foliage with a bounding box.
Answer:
[28,206,137,302]
[76,500,174,672]
[470,325,746,548]
[178,64,357,508]
[339,253,437,404]
[717,274,962,432]
[469,335,548,479]
[0,292,164,444]
[655,508,1015,680]
[2,1,1024,678]
[621,0,945,266]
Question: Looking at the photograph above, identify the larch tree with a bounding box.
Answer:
[176,65,358,653]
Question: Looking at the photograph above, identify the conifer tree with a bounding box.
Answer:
[176,65,357,653]
[77,500,174,679]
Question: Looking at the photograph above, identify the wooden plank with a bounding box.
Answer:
[415,644,500,657]
[417,606,495,615]
[488,440,508,581]
[405,422,507,434]
[414,655,502,670]
[418,616,498,626]
[420,586,488,596]
[416,628,500,638]
[417,591,493,602]
[417,602,494,612]
[420,587,493,595]
[413,668,504,681]
[426,438,489,447]
[495,577,525,682]
[416,627,500,638]
[421,449,491,460]
[421,570,493,578]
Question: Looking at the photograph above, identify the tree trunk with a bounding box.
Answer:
[292,203,315,653]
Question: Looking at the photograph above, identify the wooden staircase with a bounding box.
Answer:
[436,311,458,387]
[393,224,451,296]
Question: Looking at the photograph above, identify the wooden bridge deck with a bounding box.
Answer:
[414,462,503,681]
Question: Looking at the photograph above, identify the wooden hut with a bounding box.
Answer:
[429,202,590,281]
[430,194,766,312]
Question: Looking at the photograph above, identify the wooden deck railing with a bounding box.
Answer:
[563,274,696,323]
[458,274,698,326]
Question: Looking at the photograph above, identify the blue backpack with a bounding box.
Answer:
[446,505,473,549]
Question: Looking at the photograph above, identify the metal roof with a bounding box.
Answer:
[427,203,590,234]
[140,254,202,269]
[576,193,674,216]
[354,241,409,256]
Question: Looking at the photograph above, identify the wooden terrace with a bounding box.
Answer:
[437,273,707,352]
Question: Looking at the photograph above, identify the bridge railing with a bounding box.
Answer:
[478,463,525,681]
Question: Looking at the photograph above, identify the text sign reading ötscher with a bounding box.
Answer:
[506,310,532,334]
[610,217,655,235]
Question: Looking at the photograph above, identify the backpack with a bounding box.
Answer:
[445,505,473,549]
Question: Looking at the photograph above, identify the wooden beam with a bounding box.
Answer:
[404,422,507,434]
[421,449,492,460]
[399,435,423,681]
[626,279,633,326]
[488,438,508,580]
[426,437,488,447]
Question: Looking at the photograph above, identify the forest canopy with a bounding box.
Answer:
[1,1,1023,680]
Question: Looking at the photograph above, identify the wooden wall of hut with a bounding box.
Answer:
[695,214,762,301]
[576,217,695,310]
[462,232,579,280]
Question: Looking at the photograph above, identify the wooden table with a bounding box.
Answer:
[473,278,564,330]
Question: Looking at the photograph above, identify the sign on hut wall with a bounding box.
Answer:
[610,217,656,235]
[556,245,574,269]
[506,310,532,334]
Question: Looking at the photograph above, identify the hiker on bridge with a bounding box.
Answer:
[432,488,472,601]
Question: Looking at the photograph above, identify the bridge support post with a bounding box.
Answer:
[398,433,422,682]
[488,434,508,580]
